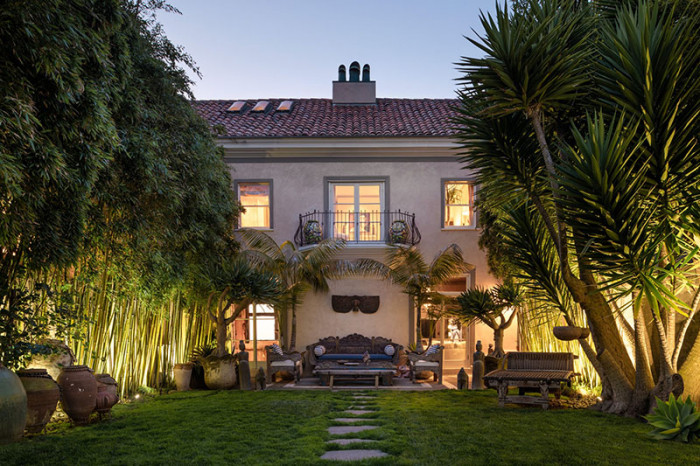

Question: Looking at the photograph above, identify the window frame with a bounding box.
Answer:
[324,176,389,243]
[441,178,477,230]
[234,179,274,230]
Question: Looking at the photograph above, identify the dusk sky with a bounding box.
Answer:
[156,1,502,100]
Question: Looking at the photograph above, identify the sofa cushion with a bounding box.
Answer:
[314,345,326,357]
[384,345,395,356]
[318,353,392,361]
[270,343,284,355]
[415,360,439,367]
[270,360,295,368]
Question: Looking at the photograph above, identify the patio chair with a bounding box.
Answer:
[264,345,303,383]
[408,344,444,384]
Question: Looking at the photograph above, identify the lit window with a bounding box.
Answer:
[249,304,276,341]
[237,181,271,228]
[443,181,475,228]
[329,182,384,242]
[276,100,293,112]
[251,101,269,112]
[227,101,246,112]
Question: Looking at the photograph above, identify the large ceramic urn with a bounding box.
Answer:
[174,363,193,391]
[0,363,27,444]
[203,357,237,390]
[57,365,97,425]
[94,373,119,415]
[17,369,60,433]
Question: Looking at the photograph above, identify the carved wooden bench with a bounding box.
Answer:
[483,352,578,410]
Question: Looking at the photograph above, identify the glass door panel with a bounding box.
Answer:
[331,182,384,242]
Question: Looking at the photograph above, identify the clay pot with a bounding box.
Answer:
[553,326,590,341]
[94,374,119,414]
[17,369,60,434]
[174,363,193,391]
[0,364,27,444]
[57,365,97,425]
[203,357,237,390]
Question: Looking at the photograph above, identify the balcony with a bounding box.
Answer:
[294,210,421,247]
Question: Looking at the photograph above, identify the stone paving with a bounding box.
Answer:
[320,392,391,462]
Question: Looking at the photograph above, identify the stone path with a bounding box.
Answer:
[320,392,390,462]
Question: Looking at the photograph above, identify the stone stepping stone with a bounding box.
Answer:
[327,438,377,446]
[328,425,378,435]
[343,410,375,415]
[333,418,379,423]
[320,450,389,461]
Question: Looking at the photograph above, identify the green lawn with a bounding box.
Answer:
[1,389,698,465]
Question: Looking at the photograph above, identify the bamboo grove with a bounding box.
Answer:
[1,1,238,395]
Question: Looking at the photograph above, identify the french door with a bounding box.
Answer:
[329,182,384,243]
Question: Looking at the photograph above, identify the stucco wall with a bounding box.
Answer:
[227,151,513,350]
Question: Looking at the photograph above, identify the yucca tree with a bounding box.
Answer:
[384,245,470,351]
[453,283,524,358]
[455,0,700,414]
[202,258,282,358]
[238,230,375,350]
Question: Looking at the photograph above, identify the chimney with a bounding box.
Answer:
[332,61,376,105]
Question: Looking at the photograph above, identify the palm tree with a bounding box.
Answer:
[238,230,374,350]
[452,282,523,358]
[384,245,471,351]
[455,1,700,413]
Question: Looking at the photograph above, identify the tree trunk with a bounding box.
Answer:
[628,309,655,416]
[215,312,227,358]
[493,327,505,358]
[416,300,423,352]
[290,304,297,351]
[679,333,700,403]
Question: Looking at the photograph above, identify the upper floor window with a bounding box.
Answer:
[237,180,272,229]
[443,180,475,229]
[329,181,385,242]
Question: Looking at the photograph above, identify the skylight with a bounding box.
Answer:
[277,100,293,112]
[227,101,246,112]
[251,101,270,112]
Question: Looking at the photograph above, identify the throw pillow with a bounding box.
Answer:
[271,343,284,356]
[384,344,395,356]
[424,344,440,356]
[314,345,326,357]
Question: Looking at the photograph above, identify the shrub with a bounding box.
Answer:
[644,394,700,443]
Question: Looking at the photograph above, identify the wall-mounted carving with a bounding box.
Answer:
[331,296,380,314]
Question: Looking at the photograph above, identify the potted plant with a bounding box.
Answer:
[303,220,322,244]
[390,220,409,244]
[200,259,281,389]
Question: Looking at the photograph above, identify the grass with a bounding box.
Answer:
[1,389,698,465]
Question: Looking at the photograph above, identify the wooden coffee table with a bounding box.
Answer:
[314,361,395,388]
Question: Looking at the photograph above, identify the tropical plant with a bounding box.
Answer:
[383,245,469,351]
[455,0,700,414]
[644,394,700,443]
[452,283,523,357]
[201,259,282,358]
[238,230,376,350]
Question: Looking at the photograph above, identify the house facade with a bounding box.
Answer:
[194,62,518,371]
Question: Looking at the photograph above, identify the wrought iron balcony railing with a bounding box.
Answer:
[294,210,421,247]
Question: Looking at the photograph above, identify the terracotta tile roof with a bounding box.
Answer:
[193,98,459,138]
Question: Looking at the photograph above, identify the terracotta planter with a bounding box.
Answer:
[94,374,119,414]
[174,363,193,391]
[553,326,590,341]
[203,357,237,390]
[17,369,60,434]
[0,364,27,444]
[57,365,97,425]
